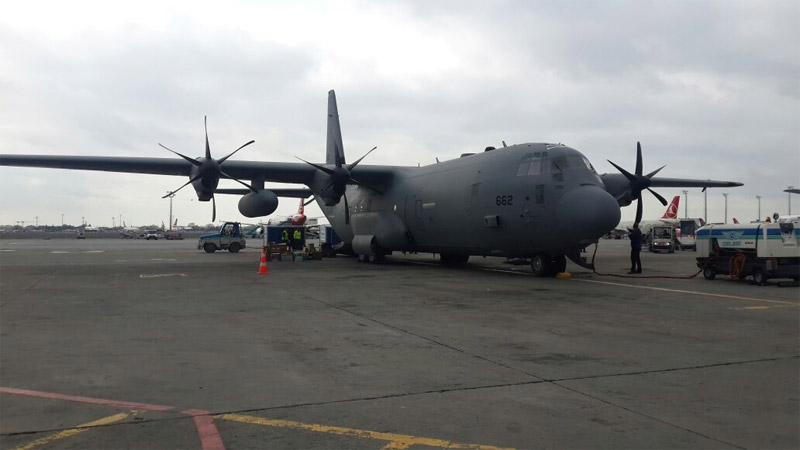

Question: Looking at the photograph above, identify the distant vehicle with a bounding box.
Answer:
[143,230,163,240]
[649,225,675,253]
[198,222,247,253]
[76,231,86,239]
[164,230,184,240]
[676,219,699,250]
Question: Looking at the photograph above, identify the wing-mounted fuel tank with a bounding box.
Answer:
[238,190,279,218]
[350,212,412,256]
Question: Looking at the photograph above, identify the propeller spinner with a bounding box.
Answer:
[159,116,256,221]
[607,142,668,226]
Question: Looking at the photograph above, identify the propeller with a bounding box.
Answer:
[159,116,256,222]
[296,146,382,224]
[607,141,668,226]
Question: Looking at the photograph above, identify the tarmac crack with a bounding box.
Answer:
[0,269,60,309]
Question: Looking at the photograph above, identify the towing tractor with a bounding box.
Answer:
[696,219,800,285]
[198,222,247,253]
[649,225,676,253]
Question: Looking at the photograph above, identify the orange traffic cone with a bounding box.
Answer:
[258,247,269,275]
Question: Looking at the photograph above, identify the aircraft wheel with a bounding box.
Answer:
[531,254,552,277]
[703,266,716,280]
[203,243,216,253]
[228,242,241,253]
[752,268,767,286]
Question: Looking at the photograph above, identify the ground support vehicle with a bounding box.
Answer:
[198,222,247,253]
[649,225,675,253]
[696,220,800,285]
[676,219,698,250]
[143,230,164,240]
[164,230,184,240]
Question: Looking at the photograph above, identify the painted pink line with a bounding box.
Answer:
[183,409,226,450]
[0,386,174,412]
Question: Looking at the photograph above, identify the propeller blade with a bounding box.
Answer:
[634,197,643,226]
[204,116,211,160]
[635,142,643,176]
[159,144,202,167]
[346,146,377,171]
[647,187,668,206]
[218,140,255,165]
[303,197,315,207]
[296,157,336,175]
[219,169,258,193]
[645,164,666,179]
[348,177,383,195]
[212,195,216,222]
[607,160,636,181]
[162,174,203,198]
[343,192,350,224]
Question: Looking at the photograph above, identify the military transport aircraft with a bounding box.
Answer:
[0,90,743,276]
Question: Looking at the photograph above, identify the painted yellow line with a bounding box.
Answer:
[572,278,799,307]
[218,413,513,450]
[15,411,133,450]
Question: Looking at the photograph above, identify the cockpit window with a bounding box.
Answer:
[550,155,595,173]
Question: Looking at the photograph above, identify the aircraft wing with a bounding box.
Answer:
[215,188,313,197]
[647,177,743,189]
[0,154,397,186]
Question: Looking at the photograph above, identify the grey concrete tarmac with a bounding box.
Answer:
[0,238,797,449]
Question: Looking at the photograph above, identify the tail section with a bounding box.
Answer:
[661,196,680,219]
[298,198,305,215]
[326,90,345,166]
[733,217,739,224]
[173,218,178,227]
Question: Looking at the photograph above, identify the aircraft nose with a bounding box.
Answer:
[556,185,621,242]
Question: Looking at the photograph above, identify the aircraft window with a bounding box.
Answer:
[516,154,532,176]
[527,159,542,176]
[551,156,565,172]
[541,159,550,174]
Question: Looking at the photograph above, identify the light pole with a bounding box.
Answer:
[81,216,85,226]
[112,217,115,228]
[165,191,175,230]
[682,190,688,218]
[723,193,729,224]
[756,196,761,221]
[789,186,795,215]
[61,213,64,227]
[703,187,708,224]
[35,216,39,227]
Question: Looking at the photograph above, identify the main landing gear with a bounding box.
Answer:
[530,253,567,277]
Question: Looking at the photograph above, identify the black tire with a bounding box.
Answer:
[203,243,216,253]
[531,254,552,277]
[228,242,241,253]
[703,266,716,280]
[752,269,767,286]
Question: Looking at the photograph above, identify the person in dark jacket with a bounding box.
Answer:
[628,224,643,274]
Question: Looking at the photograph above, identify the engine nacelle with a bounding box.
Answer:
[238,190,279,218]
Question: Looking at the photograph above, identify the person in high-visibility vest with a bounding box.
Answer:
[282,228,290,248]
[293,228,302,250]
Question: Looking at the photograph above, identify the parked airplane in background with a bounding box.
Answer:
[267,198,307,226]
[0,90,743,276]
[616,196,683,236]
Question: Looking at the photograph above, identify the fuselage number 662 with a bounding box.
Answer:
[496,195,513,206]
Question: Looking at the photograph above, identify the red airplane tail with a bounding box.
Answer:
[660,196,680,219]
[733,218,739,224]
[298,198,305,215]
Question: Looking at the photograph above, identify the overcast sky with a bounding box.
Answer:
[1,0,798,228]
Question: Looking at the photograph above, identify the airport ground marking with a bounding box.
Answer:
[0,387,174,412]
[182,410,225,450]
[218,413,513,450]
[571,278,799,307]
[139,273,188,278]
[14,411,134,450]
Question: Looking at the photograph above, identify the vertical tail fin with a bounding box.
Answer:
[733,218,739,224]
[661,196,680,219]
[298,198,305,215]
[174,218,178,227]
[326,90,345,166]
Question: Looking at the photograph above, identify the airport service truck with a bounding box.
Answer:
[695,219,800,285]
[198,222,247,253]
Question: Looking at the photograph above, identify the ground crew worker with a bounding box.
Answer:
[282,228,290,247]
[628,224,643,274]
[293,228,302,250]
